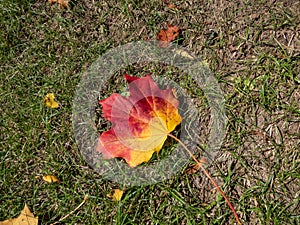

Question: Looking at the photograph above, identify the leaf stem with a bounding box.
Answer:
[168,133,242,225]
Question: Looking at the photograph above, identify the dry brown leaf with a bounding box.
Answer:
[48,0,69,9]
[174,49,195,59]
[0,204,38,225]
[162,0,177,8]
[42,175,60,183]
[157,25,179,48]
[186,158,207,174]
[250,129,271,141]
[168,3,176,8]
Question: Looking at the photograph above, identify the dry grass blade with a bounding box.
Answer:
[50,195,88,225]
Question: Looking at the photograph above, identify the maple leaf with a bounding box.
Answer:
[0,204,38,225]
[44,93,59,108]
[96,74,181,167]
[157,25,179,48]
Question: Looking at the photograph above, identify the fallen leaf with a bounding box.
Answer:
[42,175,60,183]
[97,74,181,167]
[48,0,69,9]
[250,129,271,141]
[112,189,124,202]
[186,158,207,174]
[44,93,59,108]
[162,0,177,8]
[0,204,38,225]
[167,3,176,8]
[174,49,195,59]
[157,25,179,48]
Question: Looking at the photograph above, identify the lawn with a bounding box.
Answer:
[0,0,299,224]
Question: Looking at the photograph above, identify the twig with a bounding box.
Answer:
[168,133,242,225]
[51,194,88,225]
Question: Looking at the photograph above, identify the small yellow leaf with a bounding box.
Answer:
[111,189,124,202]
[44,93,59,108]
[42,175,60,183]
[0,204,38,225]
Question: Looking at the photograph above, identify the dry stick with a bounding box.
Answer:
[168,133,242,225]
[50,194,88,225]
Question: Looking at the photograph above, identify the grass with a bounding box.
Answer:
[1,0,299,224]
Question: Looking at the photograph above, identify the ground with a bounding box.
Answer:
[0,0,299,224]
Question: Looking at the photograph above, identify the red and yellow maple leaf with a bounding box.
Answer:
[96,74,181,167]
